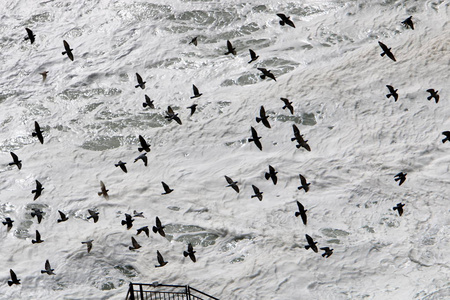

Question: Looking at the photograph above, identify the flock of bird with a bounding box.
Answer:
[1,10,444,292]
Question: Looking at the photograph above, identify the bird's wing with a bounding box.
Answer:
[193,84,199,95]
[58,210,66,219]
[251,126,258,137]
[443,131,450,136]
[10,269,17,281]
[426,89,434,93]
[36,230,41,240]
[35,121,41,132]
[386,85,394,93]
[257,67,266,72]
[36,180,42,189]
[136,73,143,83]
[139,135,147,147]
[156,216,162,227]
[157,250,164,263]
[252,185,259,194]
[276,13,286,20]
[292,124,300,135]
[249,49,256,59]
[225,176,233,184]
[162,182,169,192]
[296,201,304,211]
[45,260,51,270]
[378,41,387,51]
[232,184,240,193]
[305,234,313,244]
[188,243,193,252]
[100,181,106,190]
[227,40,233,51]
[260,105,266,117]
[167,106,174,114]
[299,174,307,185]
[10,152,18,161]
[63,40,70,50]
[131,237,140,248]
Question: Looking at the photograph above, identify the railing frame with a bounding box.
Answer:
[125,282,219,300]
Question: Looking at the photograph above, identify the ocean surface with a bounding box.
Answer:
[1,0,449,299]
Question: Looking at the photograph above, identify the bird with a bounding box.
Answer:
[31,230,44,244]
[62,40,74,61]
[386,85,399,102]
[81,240,93,253]
[121,213,134,230]
[280,98,294,114]
[401,16,414,30]
[256,106,271,128]
[2,217,14,231]
[248,49,259,63]
[224,40,236,55]
[9,152,22,170]
[187,104,198,116]
[426,89,439,103]
[305,234,318,253]
[152,216,166,237]
[25,28,35,44]
[32,121,44,144]
[189,36,198,46]
[129,237,141,250]
[248,126,263,151]
[190,84,202,99]
[32,180,44,201]
[137,226,149,237]
[143,95,155,109]
[257,68,276,81]
[393,203,405,216]
[39,71,48,81]
[87,209,99,223]
[161,181,173,195]
[378,41,396,62]
[31,208,44,224]
[138,135,151,152]
[298,174,310,192]
[265,165,278,185]
[8,269,20,286]
[251,185,263,201]
[442,131,450,143]
[57,210,68,223]
[134,153,148,166]
[155,250,168,267]
[133,210,145,218]
[224,175,239,193]
[183,243,197,262]
[320,247,334,258]
[135,73,145,89]
[41,260,55,275]
[292,125,311,151]
[276,13,295,28]
[295,201,307,225]
[115,161,127,173]
[394,172,407,186]
[165,106,182,125]
[98,181,109,199]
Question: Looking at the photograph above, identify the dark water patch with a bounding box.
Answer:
[321,228,350,238]
[114,265,137,278]
[81,136,122,151]
[275,112,317,126]
[175,232,220,247]
[221,234,255,252]
[58,88,122,101]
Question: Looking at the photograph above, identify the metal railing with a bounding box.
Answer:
[125,282,219,300]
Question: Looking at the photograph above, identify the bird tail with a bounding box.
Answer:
[297,186,303,190]
[183,251,188,257]
[152,226,158,233]
[41,270,46,274]
[121,220,126,226]
[62,51,66,55]
[142,103,148,107]
[32,132,37,137]
[279,21,285,26]
[380,52,385,57]
[305,245,310,250]
[260,75,266,79]
[256,117,261,123]
[97,192,102,196]
[8,281,13,286]
[138,147,143,152]
[393,207,398,211]
[31,212,36,217]
[32,240,36,244]
[296,144,301,148]
[264,173,270,180]
[442,138,448,143]
[248,138,254,142]
[57,219,62,223]
[295,212,300,217]
[427,96,432,100]
[386,94,391,98]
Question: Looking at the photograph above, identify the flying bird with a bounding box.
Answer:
[9,152,22,170]
[394,172,407,186]
[2,217,14,231]
[256,106,271,128]
[143,95,155,109]
[161,181,173,195]
[295,201,307,225]
[155,250,168,267]
[187,104,198,116]
[190,84,202,99]
[251,185,263,201]
[31,208,44,224]
[305,234,318,253]
[57,210,68,223]
[165,106,182,125]
[133,210,145,218]
[135,73,146,89]
[386,85,399,102]
[298,174,310,192]
[8,269,20,286]
[401,16,414,30]
[248,126,263,151]
[121,213,134,230]
[265,165,278,185]
[129,237,141,250]
[32,121,44,144]
[25,28,35,44]
[189,36,198,46]
[87,209,99,223]
[82,240,93,253]
[442,131,450,143]
[32,180,44,201]
[292,125,311,151]
[31,230,44,244]
[224,175,239,193]
[320,247,334,258]
[62,40,74,61]
[393,202,405,216]
[39,71,48,81]
[134,153,148,166]
[257,68,276,81]
[426,89,439,103]
[137,226,149,237]
[183,243,197,262]
[152,217,166,237]
[276,13,296,28]
[224,40,236,55]
[98,181,109,199]
[378,41,396,62]
[248,49,259,63]
[41,260,55,275]
[280,98,294,114]
[138,135,151,152]
[115,161,127,173]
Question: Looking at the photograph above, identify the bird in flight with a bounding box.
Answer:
[32,180,44,201]
[393,202,405,216]
[62,40,74,61]
[280,98,294,115]
[378,41,396,62]
[224,40,236,55]
[401,16,414,30]
[248,49,259,63]
[426,89,439,103]
[189,36,198,46]
[82,240,93,253]
[41,260,56,275]
[276,14,295,28]
[155,250,168,267]
[256,106,271,128]
[191,84,202,99]
[305,234,318,253]
[121,213,134,230]
[320,247,334,258]
[394,172,407,186]
[165,106,182,125]
[31,230,44,244]
[9,152,22,170]
[295,201,307,225]
[138,135,151,152]
[115,161,127,173]
[265,165,278,185]
[248,126,263,151]
[257,68,276,81]
[251,185,263,201]
[135,73,146,89]
[386,85,399,102]
[225,175,239,193]
[87,209,99,223]
[129,237,141,250]
[98,181,109,199]
[32,121,44,144]
[442,131,450,143]
[183,243,197,262]
[137,226,149,237]
[8,269,20,286]
[134,153,148,166]
[153,217,166,237]
[298,174,310,192]
[25,28,35,44]
[161,181,173,195]
[57,210,69,223]
[2,217,14,231]
[143,95,154,109]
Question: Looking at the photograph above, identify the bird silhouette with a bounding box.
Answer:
[248,49,259,63]
[225,175,239,193]
[133,210,145,218]
[138,135,151,152]
[32,230,44,244]
[39,71,48,81]
[295,201,307,225]
[2,217,14,231]
[115,161,127,173]
[280,98,294,114]
[31,208,44,224]
[87,209,99,223]
[251,185,263,201]
[265,165,278,185]
[32,180,44,201]
[386,85,399,102]
[32,121,44,144]
[320,247,334,258]
[98,181,109,199]
[401,16,414,30]
[224,40,236,55]
[134,153,148,166]
[276,13,295,28]
[165,106,182,125]
[137,226,149,237]
[155,250,168,267]
[394,172,407,186]
[135,73,146,89]
[8,269,20,286]
[187,104,198,116]
[257,68,276,81]
[442,131,450,143]
[41,260,55,275]
[9,152,22,170]
[122,213,134,230]
[189,36,198,46]
[378,41,396,62]
[25,28,35,44]
[62,40,74,61]
[191,84,202,99]
[292,125,311,151]
[57,210,68,223]
[256,106,271,128]
[183,243,197,262]
[143,95,155,109]
[161,181,173,195]
[129,237,141,250]
[248,126,263,151]
[82,240,93,253]
[393,203,405,216]
[298,174,310,192]
[152,217,166,237]
[305,234,318,253]
[426,89,439,103]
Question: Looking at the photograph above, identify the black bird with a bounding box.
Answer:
[305,234,318,253]
[165,106,182,125]
[8,269,20,286]
[248,126,262,151]
[143,95,155,109]
[161,181,173,195]
[298,174,310,192]
[426,89,439,103]
[9,152,22,170]
[98,181,109,200]
[224,40,236,55]
[121,213,134,230]
[265,165,278,185]
[115,161,127,173]
[248,49,259,63]
[32,230,44,244]
[32,121,44,144]
[295,201,307,225]
[152,216,166,237]
[256,106,271,128]
[251,185,263,201]
[393,203,405,216]
[31,208,44,224]
[224,175,239,193]
[41,260,55,275]
[187,104,198,116]
[320,247,334,258]
[138,135,151,152]
[82,240,93,253]
[87,209,99,223]
[129,237,141,250]
[257,68,276,81]
[57,210,68,223]
[134,153,148,166]
[189,36,198,46]
[135,73,145,89]
[378,41,396,62]
[386,85,399,102]
[183,243,197,262]
[291,125,311,151]
[2,217,14,231]
[32,180,44,201]
[442,131,450,143]
[25,28,35,44]
[276,13,296,28]
[394,172,407,186]
[137,226,149,237]
[62,40,74,61]
[133,210,145,218]
[39,71,48,81]
[402,16,414,30]
[155,250,168,267]
[190,84,202,99]
[280,98,294,114]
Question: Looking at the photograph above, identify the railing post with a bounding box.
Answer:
[128,282,135,300]
[139,284,145,300]
[186,285,191,300]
